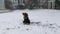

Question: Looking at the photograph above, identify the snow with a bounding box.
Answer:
[0,9,60,34]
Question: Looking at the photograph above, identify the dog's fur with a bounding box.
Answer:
[22,13,30,25]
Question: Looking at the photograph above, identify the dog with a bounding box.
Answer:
[22,13,30,25]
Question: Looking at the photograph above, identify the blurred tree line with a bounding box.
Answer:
[26,0,39,9]
[55,0,60,9]
[4,0,12,9]
[4,0,60,9]
[4,0,39,9]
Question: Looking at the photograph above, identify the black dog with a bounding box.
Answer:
[22,13,30,25]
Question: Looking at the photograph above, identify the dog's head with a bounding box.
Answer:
[22,13,28,17]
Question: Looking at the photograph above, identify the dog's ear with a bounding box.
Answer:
[22,13,25,15]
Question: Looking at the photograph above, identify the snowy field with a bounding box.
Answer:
[0,9,60,34]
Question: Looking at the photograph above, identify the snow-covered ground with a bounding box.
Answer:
[0,9,60,34]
